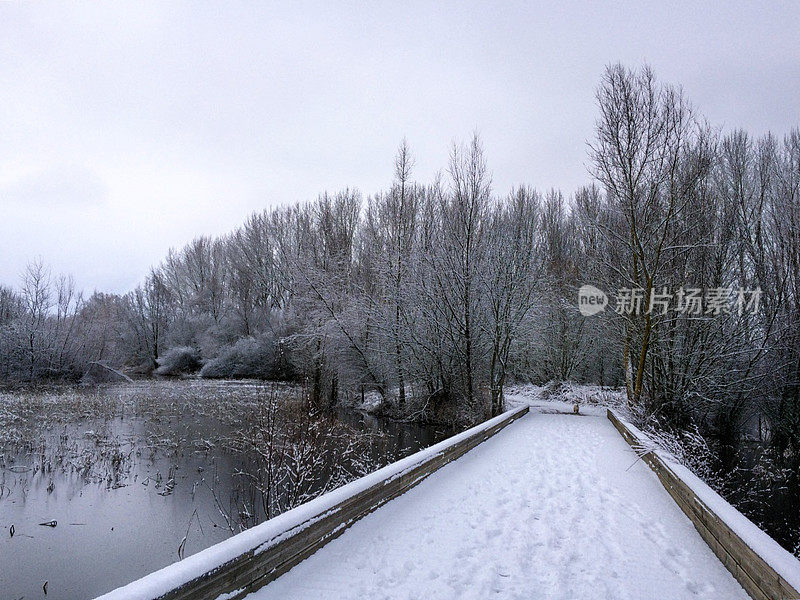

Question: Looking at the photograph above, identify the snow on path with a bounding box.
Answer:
[248,412,749,600]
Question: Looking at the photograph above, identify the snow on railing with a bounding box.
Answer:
[96,405,529,600]
[607,409,800,600]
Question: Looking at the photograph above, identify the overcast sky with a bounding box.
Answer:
[2,1,799,294]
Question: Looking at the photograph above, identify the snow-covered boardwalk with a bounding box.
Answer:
[248,410,749,600]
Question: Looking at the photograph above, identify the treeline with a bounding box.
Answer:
[585,65,800,477]
[2,136,603,423]
[1,64,798,469]
[0,138,608,423]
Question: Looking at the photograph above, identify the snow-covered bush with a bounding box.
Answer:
[642,418,721,483]
[154,346,201,376]
[200,335,278,379]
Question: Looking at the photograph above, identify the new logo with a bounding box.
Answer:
[578,285,608,316]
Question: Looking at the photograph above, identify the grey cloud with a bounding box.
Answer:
[1,165,109,207]
[0,1,799,293]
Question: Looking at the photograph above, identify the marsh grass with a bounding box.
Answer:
[0,380,397,530]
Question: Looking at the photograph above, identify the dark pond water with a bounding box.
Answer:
[0,380,450,600]
[723,442,800,558]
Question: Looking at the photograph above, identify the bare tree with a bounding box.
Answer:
[483,186,541,414]
[589,63,708,409]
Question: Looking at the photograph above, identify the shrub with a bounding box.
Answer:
[154,346,201,376]
[200,335,278,379]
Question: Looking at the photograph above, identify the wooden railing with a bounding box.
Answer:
[608,409,800,600]
[96,405,529,600]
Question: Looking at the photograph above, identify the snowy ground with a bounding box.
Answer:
[247,409,748,600]
[504,381,627,416]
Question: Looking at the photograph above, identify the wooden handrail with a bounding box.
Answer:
[608,409,800,600]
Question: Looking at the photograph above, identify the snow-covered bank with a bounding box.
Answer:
[249,410,749,600]
[504,381,625,416]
